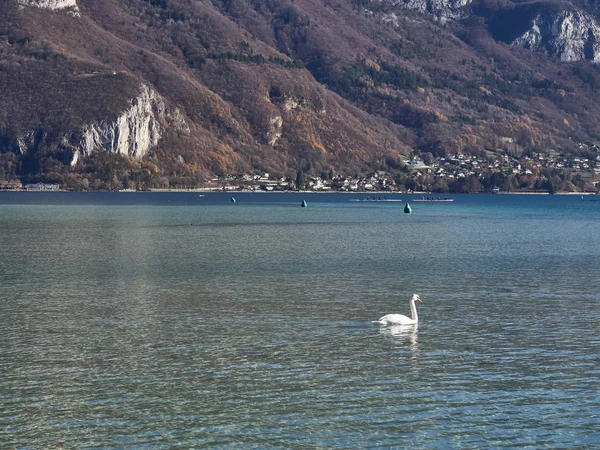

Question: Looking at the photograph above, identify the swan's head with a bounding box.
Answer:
[412,294,423,303]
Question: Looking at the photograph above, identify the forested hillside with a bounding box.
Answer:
[1,0,600,191]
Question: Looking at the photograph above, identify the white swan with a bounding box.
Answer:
[374,294,423,325]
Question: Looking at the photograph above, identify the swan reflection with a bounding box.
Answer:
[379,324,419,350]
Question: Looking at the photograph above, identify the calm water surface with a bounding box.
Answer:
[1,192,599,448]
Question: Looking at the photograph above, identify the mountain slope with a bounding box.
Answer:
[1,0,600,190]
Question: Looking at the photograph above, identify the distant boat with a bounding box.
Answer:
[301,199,307,208]
[349,198,402,202]
[198,194,205,198]
[412,197,454,202]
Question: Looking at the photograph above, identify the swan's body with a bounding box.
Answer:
[374,294,422,325]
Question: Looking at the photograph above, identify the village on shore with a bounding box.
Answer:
[196,150,600,194]
[3,149,600,194]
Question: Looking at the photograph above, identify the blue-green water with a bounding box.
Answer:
[1,192,599,448]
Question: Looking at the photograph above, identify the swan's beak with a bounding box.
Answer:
[416,296,423,303]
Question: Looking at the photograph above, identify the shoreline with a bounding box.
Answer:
[1,189,597,195]
[149,189,596,195]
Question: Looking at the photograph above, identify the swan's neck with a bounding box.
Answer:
[410,299,418,322]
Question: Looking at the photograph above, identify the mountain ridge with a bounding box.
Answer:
[1,0,600,192]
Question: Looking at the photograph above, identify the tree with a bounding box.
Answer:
[469,176,482,193]
[422,152,435,166]
[295,169,306,190]
[542,179,556,194]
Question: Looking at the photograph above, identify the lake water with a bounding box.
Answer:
[1,192,599,448]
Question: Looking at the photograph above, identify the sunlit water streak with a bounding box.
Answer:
[1,192,599,448]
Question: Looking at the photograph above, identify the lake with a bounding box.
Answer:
[1,192,599,448]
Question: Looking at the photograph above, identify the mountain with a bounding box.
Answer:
[1,0,600,191]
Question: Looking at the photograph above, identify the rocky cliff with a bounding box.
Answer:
[396,0,600,63]
[511,9,600,62]
[16,0,79,16]
[77,84,166,162]
[3,83,168,170]
[398,0,471,22]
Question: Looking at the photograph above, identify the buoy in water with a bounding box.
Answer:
[231,197,236,203]
[404,202,412,214]
[301,199,307,208]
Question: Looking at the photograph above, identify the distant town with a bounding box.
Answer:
[199,149,600,194]
[3,148,600,194]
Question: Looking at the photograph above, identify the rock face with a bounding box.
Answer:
[267,116,283,146]
[512,10,600,62]
[395,0,471,21]
[16,0,80,15]
[76,84,165,161]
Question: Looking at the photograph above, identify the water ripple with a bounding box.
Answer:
[2,196,600,448]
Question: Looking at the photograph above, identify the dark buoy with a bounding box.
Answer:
[301,199,307,208]
[231,197,236,203]
[404,202,412,214]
